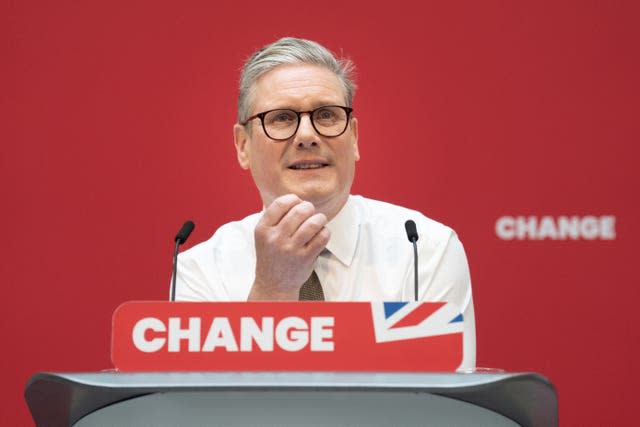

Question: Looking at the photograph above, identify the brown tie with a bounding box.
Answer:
[298,270,325,301]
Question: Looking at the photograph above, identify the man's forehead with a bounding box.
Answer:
[250,64,347,111]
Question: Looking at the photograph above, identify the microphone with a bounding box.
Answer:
[404,220,419,301]
[175,220,195,244]
[404,220,418,243]
[171,220,195,301]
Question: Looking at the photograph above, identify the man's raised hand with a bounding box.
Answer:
[248,194,331,300]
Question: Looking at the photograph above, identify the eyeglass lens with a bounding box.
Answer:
[262,106,349,140]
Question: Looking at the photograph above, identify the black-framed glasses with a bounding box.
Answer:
[242,105,353,141]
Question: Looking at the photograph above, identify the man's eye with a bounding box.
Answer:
[316,109,337,120]
[272,112,296,123]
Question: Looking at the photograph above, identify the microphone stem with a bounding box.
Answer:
[412,240,418,301]
[171,239,180,302]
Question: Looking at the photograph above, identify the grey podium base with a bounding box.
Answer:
[25,372,557,427]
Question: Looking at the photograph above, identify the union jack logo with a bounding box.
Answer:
[371,302,463,343]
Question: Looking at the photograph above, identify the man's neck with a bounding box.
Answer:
[311,193,350,222]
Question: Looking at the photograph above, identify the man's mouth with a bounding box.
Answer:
[289,162,328,170]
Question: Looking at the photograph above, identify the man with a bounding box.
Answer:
[176,37,476,368]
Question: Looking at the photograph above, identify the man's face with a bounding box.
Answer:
[234,64,359,219]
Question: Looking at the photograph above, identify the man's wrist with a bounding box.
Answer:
[247,278,299,301]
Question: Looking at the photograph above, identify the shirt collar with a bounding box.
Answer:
[324,195,359,266]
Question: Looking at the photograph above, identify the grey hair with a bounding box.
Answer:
[238,37,356,124]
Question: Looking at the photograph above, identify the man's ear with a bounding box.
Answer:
[234,123,250,170]
[351,117,360,161]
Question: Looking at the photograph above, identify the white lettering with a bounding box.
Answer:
[537,216,557,240]
[131,316,335,353]
[275,317,309,352]
[600,216,616,239]
[495,216,515,240]
[516,216,537,240]
[310,317,334,351]
[557,216,579,240]
[240,317,274,351]
[132,317,166,353]
[496,215,617,240]
[202,318,238,352]
[580,216,598,240]
[168,317,201,352]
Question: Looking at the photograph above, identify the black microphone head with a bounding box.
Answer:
[175,220,195,244]
[404,220,418,243]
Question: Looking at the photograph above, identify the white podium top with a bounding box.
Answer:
[25,371,557,427]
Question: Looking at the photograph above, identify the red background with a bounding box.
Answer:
[2,1,638,425]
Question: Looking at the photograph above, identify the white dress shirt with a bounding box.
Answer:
[176,195,476,368]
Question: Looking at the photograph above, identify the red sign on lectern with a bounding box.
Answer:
[111,301,463,372]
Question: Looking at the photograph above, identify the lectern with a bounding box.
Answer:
[25,302,558,426]
[25,371,557,426]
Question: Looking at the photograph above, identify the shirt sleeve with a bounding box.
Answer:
[174,244,231,301]
[174,215,260,302]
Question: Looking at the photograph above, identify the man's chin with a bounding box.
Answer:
[293,188,349,217]
[289,186,332,204]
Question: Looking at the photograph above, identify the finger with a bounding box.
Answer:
[260,194,302,227]
[290,212,328,247]
[304,225,331,256]
[277,201,317,238]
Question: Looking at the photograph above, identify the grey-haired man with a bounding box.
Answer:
[176,37,476,368]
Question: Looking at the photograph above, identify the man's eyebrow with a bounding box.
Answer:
[265,102,345,111]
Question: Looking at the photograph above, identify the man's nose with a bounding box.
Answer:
[293,113,319,147]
